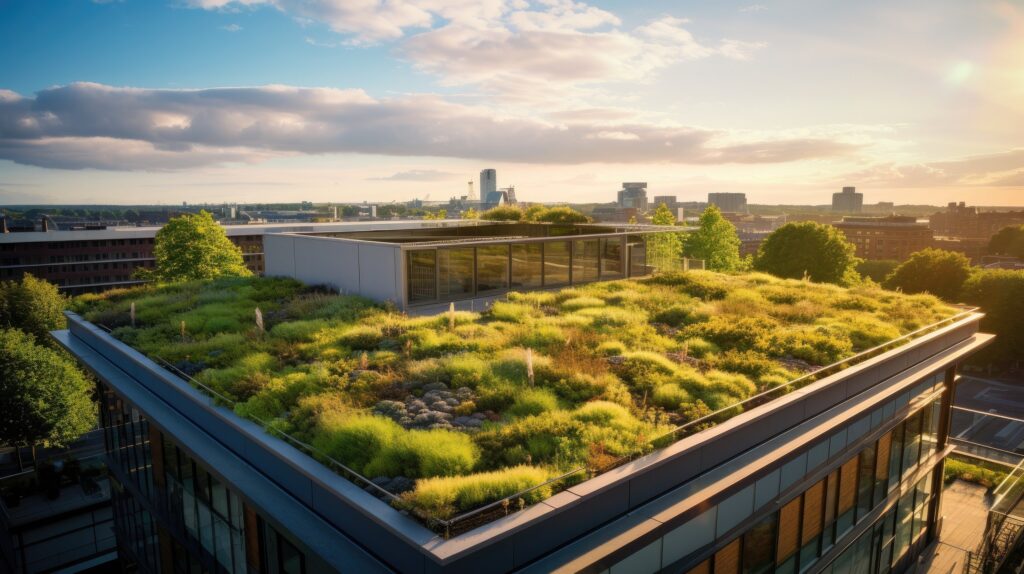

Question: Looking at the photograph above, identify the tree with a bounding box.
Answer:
[144,211,251,282]
[533,206,591,224]
[480,206,524,221]
[646,204,685,272]
[883,248,972,301]
[961,270,1024,365]
[0,274,67,345]
[987,224,1024,258]
[461,208,479,220]
[754,222,859,284]
[683,205,741,271]
[0,329,95,451]
[856,259,900,283]
[522,205,548,221]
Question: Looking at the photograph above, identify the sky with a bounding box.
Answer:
[0,0,1022,206]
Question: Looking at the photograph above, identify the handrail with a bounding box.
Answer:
[97,306,980,537]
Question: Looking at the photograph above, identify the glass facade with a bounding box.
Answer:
[99,382,308,574]
[405,234,645,304]
[671,398,942,574]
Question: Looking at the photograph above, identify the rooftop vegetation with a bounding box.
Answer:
[73,271,956,524]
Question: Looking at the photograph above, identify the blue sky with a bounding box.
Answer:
[1,0,1022,205]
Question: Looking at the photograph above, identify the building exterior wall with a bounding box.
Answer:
[53,308,990,574]
[834,221,932,261]
[708,193,748,214]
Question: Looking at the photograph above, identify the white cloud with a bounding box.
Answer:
[221,23,243,32]
[839,149,1024,188]
[0,83,854,170]
[371,169,459,181]
[739,4,767,13]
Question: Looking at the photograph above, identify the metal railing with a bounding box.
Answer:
[964,455,1024,574]
[99,305,979,538]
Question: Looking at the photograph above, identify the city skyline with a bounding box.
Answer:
[1,0,1023,206]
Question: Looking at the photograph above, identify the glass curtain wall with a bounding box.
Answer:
[572,240,599,283]
[476,245,510,293]
[681,398,942,574]
[407,250,436,303]
[544,241,571,287]
[600,237,624,279]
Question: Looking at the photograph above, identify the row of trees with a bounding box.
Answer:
[472,204,592,224]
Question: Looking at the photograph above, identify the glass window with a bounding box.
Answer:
[438,248,475,298]
[800,481,824,570]
[893,487,914,563]
[629,239,647,277]
[407,250,436,303]
[476,245,509,293]
[600,237,624,279]
[822,470,838,551]
[888,424,904,490]
[741,512,776,574]
[544,241,571,286]
[856,444,876,521]
[921,402,938,461]
[511,243,543,289]
[902,412,922,476]
[572,239,599,283]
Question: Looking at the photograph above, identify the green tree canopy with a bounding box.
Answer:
[683,205,741,271]
[461,208,479,220]
[0,329,96,448]
[479,206,524,221]
[522,205,548,221]
[883,248,972,301]
[856,259,900,283]
[987,224,1024,258]
[961,270,1024,365]
[0,274,67,345]
[146,211,251,282]
[532,206,591,224]
[753,222,859,284]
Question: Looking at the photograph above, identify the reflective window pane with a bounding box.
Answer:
[600,237,624,279]
[407,250,437,303]
[476,244,509,293]
[438,248,475,298]
[742,512,775,574]
[572,239,599,283]
[511,243,542,289]
[544,241,571,286]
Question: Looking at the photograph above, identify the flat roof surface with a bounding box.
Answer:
[71,271,962,534]
[296,222,685,245]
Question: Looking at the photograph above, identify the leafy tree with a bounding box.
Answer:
[422,209,448,220]
[961,270,1024,365]
[143,211,251,282]
[883,249,972,301]
[480,206,524,221]
[628,215,638,224]
[0,329,95,450]
[683,205,741,271]
[754,222,859,285]
[461,208,479,220]
[646,204,685,272]
[856,259,900,283]
[0,274,67,345]
[533,206,591,224]
[987,224,1024,258]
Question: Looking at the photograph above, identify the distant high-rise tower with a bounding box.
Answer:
[617,182,648,210]
[832,186,863,213]
[480,169,497,201]
[707,192,747,213]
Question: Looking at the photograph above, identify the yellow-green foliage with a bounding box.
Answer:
[402,465,552,519]
[75,270,957,521]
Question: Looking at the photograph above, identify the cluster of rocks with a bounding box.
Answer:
[373,383,488,430]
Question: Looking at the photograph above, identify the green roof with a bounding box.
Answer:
[74,271,957,527]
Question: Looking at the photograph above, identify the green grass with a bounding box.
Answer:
[74,271,958,523]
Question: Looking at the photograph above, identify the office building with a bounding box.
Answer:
[707,193,747,214]
[618,183,649,211]
[834,216,932,261]
[0,221,445,294]
[54,268,995,573]
[652,195,677,210]
[832,187,864,213]
[480,169,497,200]
[928,202,1024,239]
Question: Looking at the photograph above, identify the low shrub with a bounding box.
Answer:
[561,296,605,311]
[401,465,552,519]
[652,383,691,410]
[338,325,383,350]
[311,413,402,473]
[508,388,560,418]
[364,429,480,479]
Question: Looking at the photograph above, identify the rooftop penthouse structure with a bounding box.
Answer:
[57,269,993,574]
[263,222,693,310]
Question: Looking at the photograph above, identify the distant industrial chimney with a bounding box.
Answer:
[40,217,50,232]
